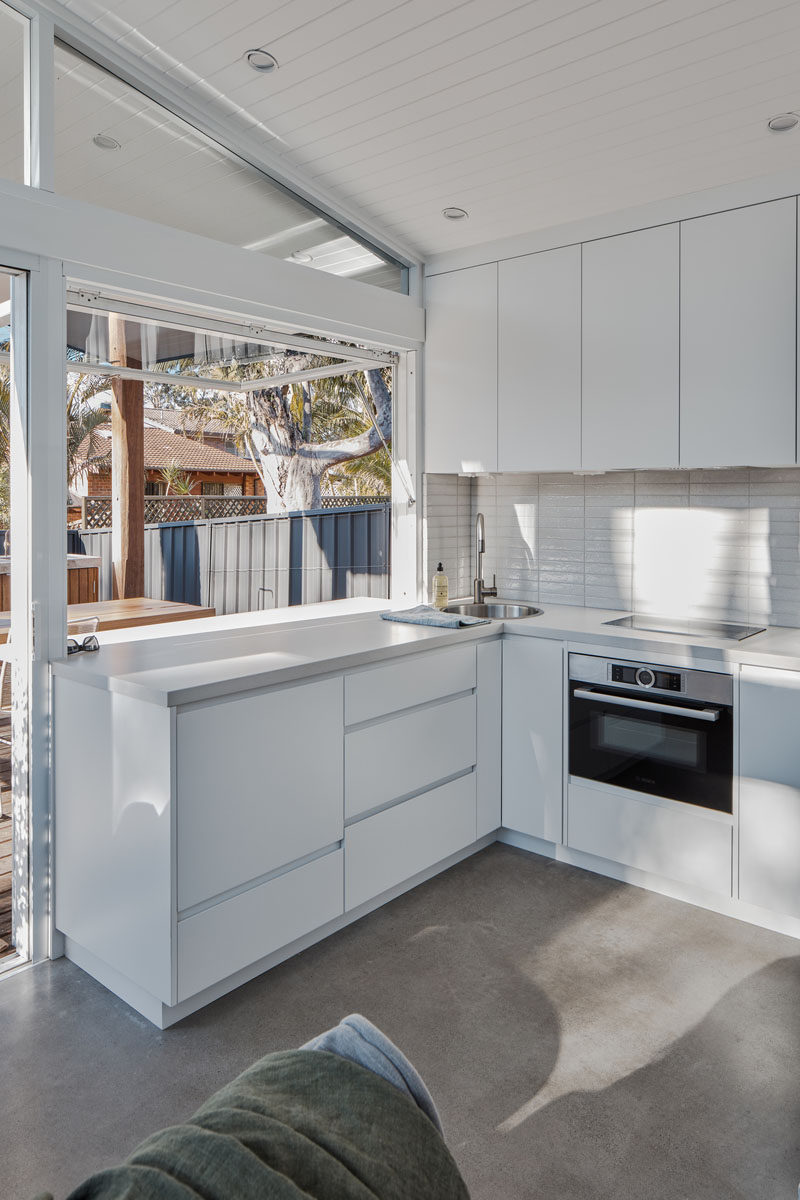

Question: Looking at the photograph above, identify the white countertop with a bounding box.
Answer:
[51,596,800,708]
[51,600,500,707]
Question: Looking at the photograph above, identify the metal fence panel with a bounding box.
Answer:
[65,504,389,615]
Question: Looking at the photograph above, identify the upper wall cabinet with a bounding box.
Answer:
[581,224,680,471]
[497,246,581,472]
[680,199,797,469]
[424,264,498,474]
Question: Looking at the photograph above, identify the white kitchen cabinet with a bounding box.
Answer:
[497,246,581,472]
[501,635,564,841]
[680,199,796,468]
[739,665,800,917]
[177,677,343,911]
[476,640,502,837]
[424,264,498,473]
[566,782,732,896]
[55,632,497,1026]
[581,224,679,470]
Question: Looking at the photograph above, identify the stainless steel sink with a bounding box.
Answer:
[444,602,543,619]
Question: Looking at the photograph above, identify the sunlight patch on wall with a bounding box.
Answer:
[633,507,746,619]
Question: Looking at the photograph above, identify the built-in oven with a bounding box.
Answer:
[568,654,733,814]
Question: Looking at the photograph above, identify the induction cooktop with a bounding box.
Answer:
[602,613,766,641]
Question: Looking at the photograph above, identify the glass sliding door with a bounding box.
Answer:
[0,266,30,967]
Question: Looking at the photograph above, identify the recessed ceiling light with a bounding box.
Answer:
[767,112,799,133]
[290,251,313,264]
[92,133,121,151]
[245,48,279,73]
[442,206,469,221]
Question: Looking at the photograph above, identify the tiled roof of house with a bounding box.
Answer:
[143,407,231,437]
[77,424,260,474]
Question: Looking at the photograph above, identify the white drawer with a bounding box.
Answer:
[345,774,476,911]
[345,644,475,726]
[345,692,476,820]
[177,676,343,911]
[567,782,732,896]
[177,850,343,1001]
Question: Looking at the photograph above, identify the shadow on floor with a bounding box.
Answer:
[465,954,800,1200]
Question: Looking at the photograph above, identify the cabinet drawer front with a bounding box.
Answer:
[345,644,476,726]
[177,676,343,911]
[177,850,343,1001]
[345,693,476,820]
[567,783,732,896]
[345,774,476,911]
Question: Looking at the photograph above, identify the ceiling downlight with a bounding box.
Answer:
[767,113,799,132]
[245,48,279,74]
[442,206,469,221]
[92,133,121,150]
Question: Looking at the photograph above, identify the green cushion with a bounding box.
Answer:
[65,1050,469,1200]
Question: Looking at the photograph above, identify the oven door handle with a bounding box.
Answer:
[572,687,721,722]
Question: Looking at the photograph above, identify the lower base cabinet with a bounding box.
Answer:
[345,773,476,911]
[739,666,800,918]
[502,635,564,840]
[567,782,732,896]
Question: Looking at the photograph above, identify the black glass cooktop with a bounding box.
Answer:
[602,614,766,641]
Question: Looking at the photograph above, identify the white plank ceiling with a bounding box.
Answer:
[23,0,800,257]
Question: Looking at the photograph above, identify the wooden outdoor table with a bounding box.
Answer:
[0,597,216,642]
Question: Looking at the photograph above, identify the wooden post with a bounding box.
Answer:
[109,315,144,598]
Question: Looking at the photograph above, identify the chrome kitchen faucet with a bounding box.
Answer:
[473,512,497,604]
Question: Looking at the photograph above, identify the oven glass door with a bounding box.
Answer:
[569,684,733,813]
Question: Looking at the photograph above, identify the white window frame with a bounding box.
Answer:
[0,0,424,962]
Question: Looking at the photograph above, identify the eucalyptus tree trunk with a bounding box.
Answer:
[246,369,390,512]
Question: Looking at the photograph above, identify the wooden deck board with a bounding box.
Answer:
[0,813,12,958]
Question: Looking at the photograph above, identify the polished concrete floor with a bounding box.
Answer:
[3,844,800,1199]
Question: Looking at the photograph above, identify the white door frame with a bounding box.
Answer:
[6,252,66,964]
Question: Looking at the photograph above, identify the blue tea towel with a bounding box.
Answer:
[382,604,490,628]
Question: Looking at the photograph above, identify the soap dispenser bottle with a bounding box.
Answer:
[432,562,449,610]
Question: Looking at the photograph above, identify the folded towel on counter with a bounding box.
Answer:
[382,604,490,628]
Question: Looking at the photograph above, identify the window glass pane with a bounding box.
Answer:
[66,307,350,380]
[54,43,407,292]
[66,299,392,623]
[0,2,27,185]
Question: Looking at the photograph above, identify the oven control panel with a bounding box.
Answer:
[610,663,683,691]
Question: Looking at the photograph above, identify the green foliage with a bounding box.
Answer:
[158,461,195,495]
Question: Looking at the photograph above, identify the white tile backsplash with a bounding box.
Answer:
[423,468,800,627]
